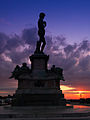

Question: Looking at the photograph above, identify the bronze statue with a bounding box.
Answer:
[9,65,20,79]
[35,12,46,53]
[9,63,30,79]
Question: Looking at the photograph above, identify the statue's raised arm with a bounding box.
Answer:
[35,12,46,53]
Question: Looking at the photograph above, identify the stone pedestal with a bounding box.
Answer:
[12,53,66,106]
[30,53,49,71]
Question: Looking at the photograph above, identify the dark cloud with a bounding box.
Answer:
[0,32,9,53]
[55,35,66,46]
[0,27,90,92]
[22,27,38,45]
[78,55,90,71]
[51,36,67,52]
[64,44,77,55]
[0,32,22,54]
[5,34,21,51]
[79,40,90,51]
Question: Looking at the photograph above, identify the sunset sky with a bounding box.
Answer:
[0,0,90,99]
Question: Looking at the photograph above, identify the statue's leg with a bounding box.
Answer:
[38,41,41,51]
[35,40,41,53]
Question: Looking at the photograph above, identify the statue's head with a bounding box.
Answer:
[39,12,45,19]
[16,65,20,68]
[22,63,27,66]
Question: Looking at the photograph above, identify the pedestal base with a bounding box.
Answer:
[12,93,66,106]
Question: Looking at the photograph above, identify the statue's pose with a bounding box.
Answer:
[35,13,46,53]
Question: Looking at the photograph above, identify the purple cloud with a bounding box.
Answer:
[0,27,90,92]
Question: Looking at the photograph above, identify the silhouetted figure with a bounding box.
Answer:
[51,65,65,81]
[9,63,30,79]
[20,63,30,73]
[35,12,46,53]
[9,65,20,79]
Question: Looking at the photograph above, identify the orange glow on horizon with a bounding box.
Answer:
[0,91,9,96]
[61,85,90,99]
[60,85,75,91]
[0,85,90,99]
[74,105,90,109]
